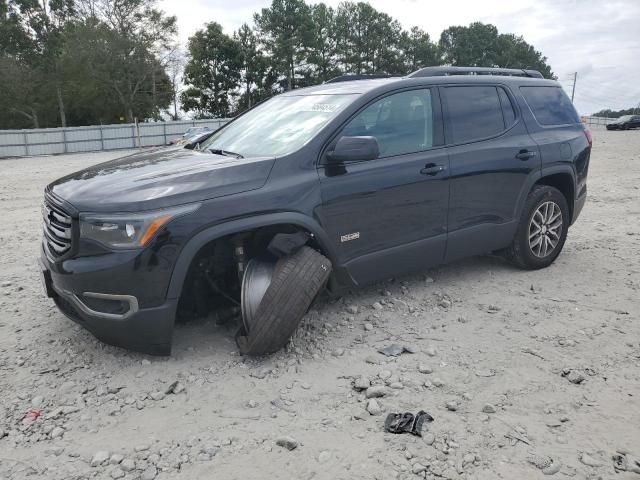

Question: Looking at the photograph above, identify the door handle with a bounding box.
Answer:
[420,163,446,176]
[515,149,537,161]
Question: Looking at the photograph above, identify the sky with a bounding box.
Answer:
[159,0,640,115]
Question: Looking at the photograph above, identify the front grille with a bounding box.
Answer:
[43,199,73,257]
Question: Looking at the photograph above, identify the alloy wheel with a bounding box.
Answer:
[529,201,563,258]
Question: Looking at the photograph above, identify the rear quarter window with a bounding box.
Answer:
[520,86,580,126]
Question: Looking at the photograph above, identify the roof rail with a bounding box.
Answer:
[325,74,398,84]
[408,66,544,79]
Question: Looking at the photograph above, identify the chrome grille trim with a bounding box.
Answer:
[43,200,72,257]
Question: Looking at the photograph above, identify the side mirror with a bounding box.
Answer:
[327,136,379,163]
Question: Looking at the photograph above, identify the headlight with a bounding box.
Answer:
[79,204,199,249]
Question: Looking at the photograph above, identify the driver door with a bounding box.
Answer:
[316,87,450,285]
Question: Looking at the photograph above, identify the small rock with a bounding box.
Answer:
[365,356,381,365]
[331,348,345,357]
[372,302,383,310]
[423,432,435,445]
[140,466,157,480]
[318,450,331,463]
[566,370,585,385]
[418,365,433,374]
[120,458,135,472]
[364,322,374,331]
[438,298,452,309]
[165,381,185,394]
[378,344,411,356]
[412,462,427,474]
[366,399,382,416]
[365,386,388,398]
[579,452,603,467]
[110,468,125,479]
[149,391,165,401]
[431,377,445,387]
[276,436,298,451]
[346,305,358,315]
[446,401,458,411]
[475,369,496,378]
[110,454,124,465]
[425,345,437,357]
[354,377,370,391]
[482,403,497,414]
[91,451,110,467]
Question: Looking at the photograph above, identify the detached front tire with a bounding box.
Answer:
[506,185,569,270]
[237,246,332,355]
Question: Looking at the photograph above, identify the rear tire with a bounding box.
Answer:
[237,246,332,355]
[506,185,569,270]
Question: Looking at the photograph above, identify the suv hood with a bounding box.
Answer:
[48,147,275,213]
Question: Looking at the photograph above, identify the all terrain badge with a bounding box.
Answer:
[340,232,360,243]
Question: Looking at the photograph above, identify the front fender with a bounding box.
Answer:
[165,212,337,300]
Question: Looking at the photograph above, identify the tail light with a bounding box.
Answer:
[583,127,593,148]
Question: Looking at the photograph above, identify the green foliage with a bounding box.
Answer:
[181,22,242,118]
[439,22,554,78]
[253,0,313,91]
[0,0,177,128]
[0,0,556,127]
[592,107,640,118]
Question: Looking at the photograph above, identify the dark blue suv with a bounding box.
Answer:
[40,66,591,356]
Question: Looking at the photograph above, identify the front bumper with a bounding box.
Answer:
[40,247,177,356]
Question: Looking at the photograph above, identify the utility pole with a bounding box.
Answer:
[570,72,577,103]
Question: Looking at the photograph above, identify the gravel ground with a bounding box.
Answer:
[1,131,639,480]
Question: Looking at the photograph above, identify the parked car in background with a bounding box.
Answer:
[168,126,211,145]
[606,115,640,130]
[40,66,591,357]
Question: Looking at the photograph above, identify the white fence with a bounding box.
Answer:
[0,118,231,158]
[581,116,618,128]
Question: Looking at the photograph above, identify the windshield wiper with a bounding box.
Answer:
[208,148,244,159]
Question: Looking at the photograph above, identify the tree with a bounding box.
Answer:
[2,0,77,126]
[88,0,178,121]
[254,0,313,90]
[306,3,339,83]
[61,19,173,124]
[235,23,269,110]
[0,56,56,128]
[181,22,242,118]
[335,2,404,75]
[439,22,554,78]
[400,27,439,73]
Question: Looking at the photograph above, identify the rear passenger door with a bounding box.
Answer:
[441,84,540,261]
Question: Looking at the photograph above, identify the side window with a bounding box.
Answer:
[498,87,516,127]
[443,86,505,144]
[340,89,434,157]
[520,86,580,125]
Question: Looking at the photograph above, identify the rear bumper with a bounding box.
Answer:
[40,250,177,356]
[572,190,587,225]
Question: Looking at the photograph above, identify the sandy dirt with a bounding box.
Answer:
[0,130,639,480]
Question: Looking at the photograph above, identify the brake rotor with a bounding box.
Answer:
[241,257,276,333]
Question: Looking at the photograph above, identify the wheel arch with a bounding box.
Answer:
[535,169,576,222]
[166,213,336,301]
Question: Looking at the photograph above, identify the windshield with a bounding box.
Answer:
[618,115,633,121]
[199,94,358,157]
